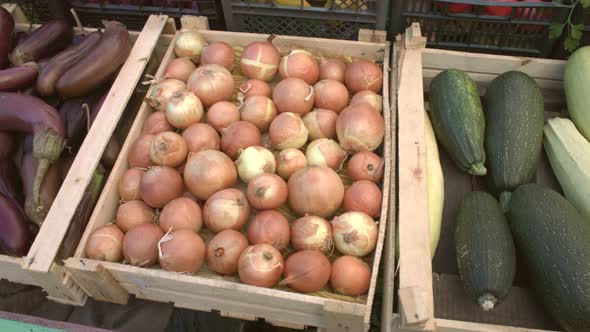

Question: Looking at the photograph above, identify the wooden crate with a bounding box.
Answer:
[382,23,567,332]
[0,4,170,306]
[64,27,393,331]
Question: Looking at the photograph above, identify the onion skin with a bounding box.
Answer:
[206,101,240,132]
[239,79,272,99]
[303,108,338,140]
[330,255,371,296]
[240,37,280,82]
[239,95,277,132]
[166,90,204,129]
[159,229,206,273]
[313,79,349,113]
[269,112,308,150]
[164,57,196,82]
[347,151,384,183]
[182,123,220,153]
[235,146,276,183]
[288,166,344,217]
[220,121,262,159]
[276,148,307,180]
[305,138,347,171]
[272,78,314,116]
[238,244,284,288]
[247,210,290,250]
[174,29,208,64]
[128,134,155,168]
[116,200,155,233]
[332,211,378,257]
[149,131,188,167]
[159,197,202,233]
[123,223,164,267]
[85,224,124,262]
[201,42,236,70]
[280,250,331,293]
[247,173,288,210]
[350,90,382,113]
[319,58,346,83]
[140,166,183,208]
[118,168,144,202]
[343,180,382,218]
[206,229,249,275]
[184,150,237,200]
[336,103,385,153]
[290,215,333,254]
[146,79,186,112]
[344,59,383,94]
[203,188,250,233]
[279,50,319,85]
[187,64,234,108]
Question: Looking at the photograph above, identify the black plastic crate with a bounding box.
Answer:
[68,0,221,31]
[221,0,387,40]
[391,0,575,57]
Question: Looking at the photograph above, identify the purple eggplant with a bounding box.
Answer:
[9,20,72,66]
[0,7,14,69]
[0,192,30,256]
[0,63,39,92]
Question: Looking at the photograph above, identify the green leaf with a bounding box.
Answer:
[549,23,564,39]
[581,0,590,8]
[565,37,581,52]
[571,23,584,39]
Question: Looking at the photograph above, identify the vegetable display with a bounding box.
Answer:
[564,46,590,141]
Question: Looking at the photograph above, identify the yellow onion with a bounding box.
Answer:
[276,148,307,180]
[287,166,344,217]
[238,244,284,288]
[246,173,288,210]
[291,215,333,254]
[174,29,208,64]
[313,79,349,113]
[149,131,188,167]
[305,138,347,171]
[319,57,347,83]
[85,224,124,262]
[164,57,197,82]
[269,112,308,150]
[187,64,234,107]
[235,146,276,183]
[166,90,203,129]
[239,95,277,132]
[272,78,314,116]
[330,255,370,296]
[203,188,250,233]
[350,90,382,113]
[279,50,319,85]
[345,59,383,93]
[184,150,237,200]
[303,108,338,140]
[146,79,186,112]
[336,103,384,153]
[332,211,378,257]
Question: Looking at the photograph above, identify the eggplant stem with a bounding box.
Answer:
[70,8,86,34]
[82,103,91,132]
[32,159,49,206]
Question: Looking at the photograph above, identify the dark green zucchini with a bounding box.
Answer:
[429,69,486,176]
[507,184,590,331]
[455,191,516,311]
[484,71,544,209]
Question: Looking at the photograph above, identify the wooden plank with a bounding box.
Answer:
[323,300,367,332]
[396,23,435,331]
[23,15,169,273]
[0,256,38,285]
[391,314,559,332]
[2,4,28,24]
[358,29,387,43]
[180,15,209,30]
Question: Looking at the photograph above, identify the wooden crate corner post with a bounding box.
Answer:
[396,23,435,331]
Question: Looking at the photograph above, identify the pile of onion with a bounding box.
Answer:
[142,111,174,135]
[350,90,382,113]
[313,79,349,113]
[276,148,307,180]
[221,121,262,159]
[330,255,371,296]
[272,78,314,116]
[149,131,188,167]
[159,229,206,273]
[240,36,280,82]
[345,59,383,93]
[164,57,196,82]
[269,113,308,150]
[166,90,204,129]
[247,210,290,250]
[332,211,378,257]
[336,103,385,153]
[118,168,144,202]
[146,79,186,112]
[128,135,155,168]
[123,223,164,267]
[116,200,155,232]
[85,224,124,262]
[305,138,347,171]
[203,188,250,233]
[206,229,249,275]
[238,244,284,288]
[201,42,235,70]
[182,123,220,153]
[280,250,331,293]
[347,151,384,183]
[291,215,333,254]
[246,173,288,210]
[235,146,276,183]
[184,150,237,200]
[279,50,319,85]
[187,64,234,107]
[303,109,337,141]
[319,58,347,82]
[239,79,272,99]
[140,166,183,208]
[159,197,202,233]
[288,166,344,217]
[207,101,240,132]
[174,29,208,64]
[343,180,382,218]
[239,95,277,131]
